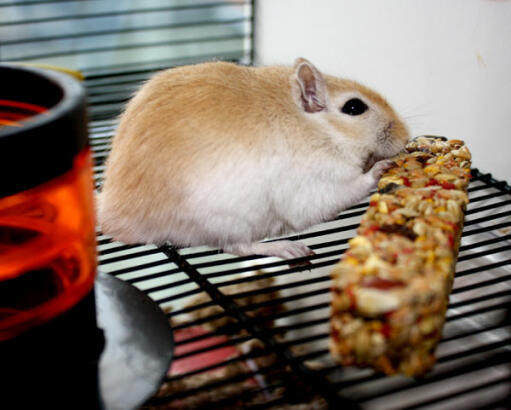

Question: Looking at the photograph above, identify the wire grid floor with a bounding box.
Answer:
[92,120,511,409]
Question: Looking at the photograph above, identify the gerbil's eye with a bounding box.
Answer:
[341,98,368,116]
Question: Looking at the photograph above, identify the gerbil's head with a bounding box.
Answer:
[290,58,409,164]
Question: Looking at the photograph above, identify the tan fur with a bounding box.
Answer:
[98,58,408,256]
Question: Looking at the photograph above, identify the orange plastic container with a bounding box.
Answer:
[0,148,97,340]
[0,65,96,341]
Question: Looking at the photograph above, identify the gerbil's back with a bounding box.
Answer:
[102,62,307,200]
[99,62,300,241]
[115,62,297,153]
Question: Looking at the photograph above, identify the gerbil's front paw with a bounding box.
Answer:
[369,159,396,181]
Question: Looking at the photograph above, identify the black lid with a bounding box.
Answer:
[0,64,89,197]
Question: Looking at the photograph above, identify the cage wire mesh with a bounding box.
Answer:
[91,119,511,409]
[2,1,511,408]
[0,0,254,120]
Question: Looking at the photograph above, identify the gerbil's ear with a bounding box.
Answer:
[293,58,328,113]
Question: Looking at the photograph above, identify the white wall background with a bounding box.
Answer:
[255,0,511,182]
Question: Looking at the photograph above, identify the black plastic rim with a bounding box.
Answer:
[0,64,89,197]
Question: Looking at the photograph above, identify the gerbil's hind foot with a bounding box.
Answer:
[223,240,315,262]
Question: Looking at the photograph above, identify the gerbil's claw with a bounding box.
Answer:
[288,254,315,271]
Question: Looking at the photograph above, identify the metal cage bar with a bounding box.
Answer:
[91,115,511,408]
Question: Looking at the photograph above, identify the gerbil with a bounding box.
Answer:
[97,58,408,259]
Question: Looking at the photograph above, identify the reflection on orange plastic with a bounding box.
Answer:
[0,99,48,128]
[0,149,97,340]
